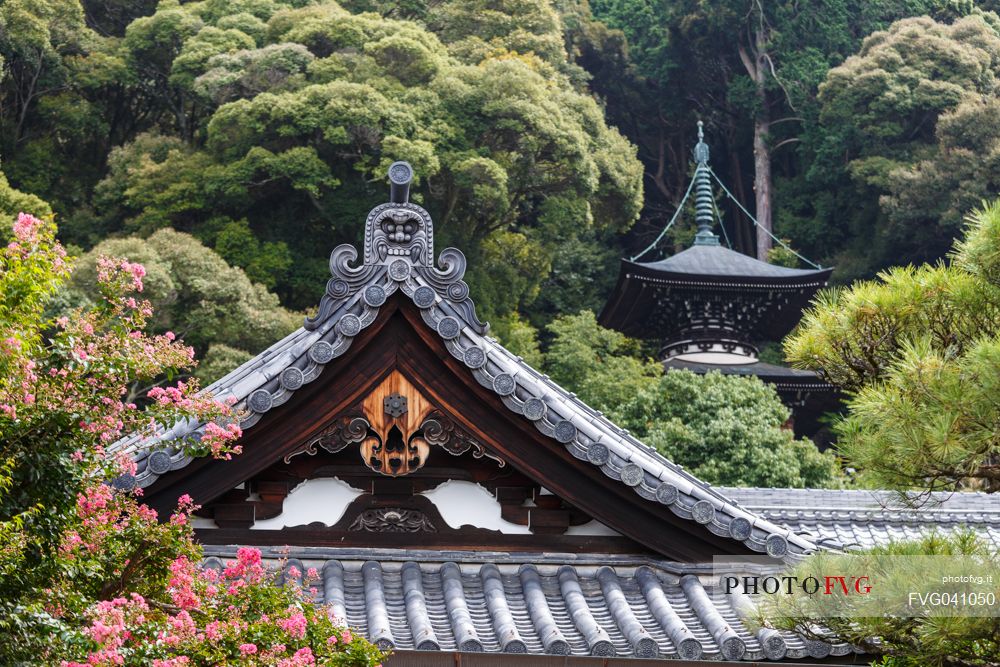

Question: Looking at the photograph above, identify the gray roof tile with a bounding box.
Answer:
[633,245,829,280]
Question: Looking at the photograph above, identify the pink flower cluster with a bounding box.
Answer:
[2,246,226,456]
[279,610,308,639]
[61,595,151,667]
[96,256,146,293]
[2,210,66,286]
[2,211,381,666]
[169,556,200,609]
[0,214,65,421]
[62,484,158,559]
[277,647,316,666]
[145,386,242,459]
[12,212,42,244]
[62,541,381,666]
[201,421,243,458]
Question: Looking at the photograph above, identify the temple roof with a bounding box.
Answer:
[105,162,1000,663]
[629,245,830,281]
[203,546,853,662]
[191,487,1000,662]
[110,162,818,560]
[188,488,1000,663]
[663,359,832,392]
[724,487,1000,551]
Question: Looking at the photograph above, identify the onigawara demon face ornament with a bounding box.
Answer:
[363,161,433,267]
[304,160,487,334]
[374,208,426,262]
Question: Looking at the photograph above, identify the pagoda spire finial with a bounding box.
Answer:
[692,121,719,247]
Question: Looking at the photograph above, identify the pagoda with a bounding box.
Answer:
[599,123,836,437]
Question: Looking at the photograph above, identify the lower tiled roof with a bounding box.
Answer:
[200,488,1000,661]
[723,487,1000,550]
[203,547,850,662]
[664,359,829,383]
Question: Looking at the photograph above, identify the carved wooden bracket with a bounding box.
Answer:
[360,371,432,476]
[422,410,505,467]
[282,370,505,476]
[284,416,369,463]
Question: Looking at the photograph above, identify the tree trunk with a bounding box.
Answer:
[727,127,754,255]
[753,109,773,260]
[738,25,775,261]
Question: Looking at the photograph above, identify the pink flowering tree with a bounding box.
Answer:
[58,498,384,666]
[0,213,384,666]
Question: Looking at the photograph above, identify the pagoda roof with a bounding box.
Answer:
[632,245,832,282]
[663,359,831,388]
[601,122,832,343]
[600,255,832,342]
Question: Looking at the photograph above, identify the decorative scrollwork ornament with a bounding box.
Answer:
[349,507,437,533]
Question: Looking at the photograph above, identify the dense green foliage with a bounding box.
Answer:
[2,0,997,496]
[787,202,1000,493]
[68,229,301,383]
[0,171,51,221]
[812,14,1000,276]
[5,0,1000,321]
[11,2,1000,661]
[1,0,643,327]
[540,311,842,488]
[587,0,1000,278]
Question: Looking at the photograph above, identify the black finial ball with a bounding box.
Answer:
[388,161,413,185]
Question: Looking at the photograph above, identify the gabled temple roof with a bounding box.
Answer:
[111,162,819,560]
[106,163,1000,664]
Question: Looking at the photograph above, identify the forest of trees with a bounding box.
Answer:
[7,0,1000,330]
[2,0,1000,435]
[6,0,1000,488]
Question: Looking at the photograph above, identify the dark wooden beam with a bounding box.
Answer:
[195,528,650,554]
